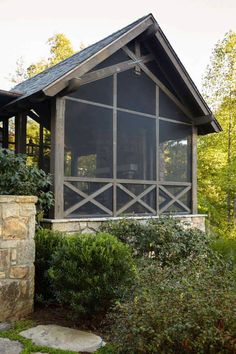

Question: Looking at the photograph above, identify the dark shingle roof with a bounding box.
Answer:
[12,14,151,98]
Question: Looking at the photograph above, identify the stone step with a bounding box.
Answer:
[20,324,105,353]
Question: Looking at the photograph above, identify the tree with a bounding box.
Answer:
[10,33,85,83]
[199,31,236,236]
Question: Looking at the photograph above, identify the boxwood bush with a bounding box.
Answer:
[105,257,236,353]
[35,228,65,303]
[48,232,136,318]
[100,218,212,265]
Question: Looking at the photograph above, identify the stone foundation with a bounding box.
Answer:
[43,214,206,234]
[0,195,37,321]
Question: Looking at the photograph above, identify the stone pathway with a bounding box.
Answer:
[0,338,23,354]
[20,324,105,353]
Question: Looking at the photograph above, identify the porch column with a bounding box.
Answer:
[2,119,9,149]
[192,125,197,214]
[50,97,65,219]
[15,113,27,154]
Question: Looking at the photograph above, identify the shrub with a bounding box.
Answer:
[0,149,53,218]
[48,232,136,318]
[100,218,212,265]
[211,237,236,281]
[35,228,65,303]
[106,258,236,353]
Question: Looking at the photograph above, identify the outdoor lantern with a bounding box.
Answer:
[27,137,35,156]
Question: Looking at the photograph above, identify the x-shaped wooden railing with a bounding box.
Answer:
[64,181,113,217]
[159,185,191,213]
[116,183,156,216]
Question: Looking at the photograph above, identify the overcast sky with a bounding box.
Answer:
[0,0,235,91]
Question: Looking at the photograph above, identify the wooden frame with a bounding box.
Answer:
[59,48,195,218]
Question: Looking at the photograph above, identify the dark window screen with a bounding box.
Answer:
[117,111,156,180]
[69,76,113,105]
[65,100,113,178]
[159,89,191,123]
[159,120,192,182]
[93,49,130,70]
[117,69,156,114]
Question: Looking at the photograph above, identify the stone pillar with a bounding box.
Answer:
[0,196,37,321]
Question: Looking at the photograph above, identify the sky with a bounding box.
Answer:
[0,0,235,92]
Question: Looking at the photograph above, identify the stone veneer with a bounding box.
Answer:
[43,214,206,234]
[0,195,37,321]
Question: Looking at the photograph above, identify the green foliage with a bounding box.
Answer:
[48,232,136,318]
[211,237,236,279]
[199,31,236,237]
[100,218,212,265]
[106,258,236,354]
[35,228,65,303]
[0,149,53,218]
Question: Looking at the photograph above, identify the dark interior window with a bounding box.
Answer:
[117,111,156,180]
[65,100,113,178]
[69,76,113,106]
[159,89,191,123]
[159,120,192,182]
[117,69,156,114]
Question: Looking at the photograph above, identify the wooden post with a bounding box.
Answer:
[192,125,197,214]
[50,97,65,219]
[2,119,9,149]
[15,113,27,154]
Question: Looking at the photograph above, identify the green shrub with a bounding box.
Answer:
[100,218,212,265]
[48,232,136,318]
[211,238,236,281]
[35,228,65,303]
[0,149,53,218]
[106,258,236,353]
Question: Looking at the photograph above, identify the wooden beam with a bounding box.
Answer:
[155,30,209,116]
[2,119,9,149]
[50,97,65,219]
[113,74,117,217]
[64,54,154,95]
[192,126,197,214]
[15,113,27,154]
[123,46,193,120]
[43,17,154,97]
[194,114,213,126]
[134,40,141,75]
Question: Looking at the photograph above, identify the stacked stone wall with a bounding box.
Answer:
[0,196,37,321]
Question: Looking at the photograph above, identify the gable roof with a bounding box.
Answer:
[1,13,221,134]
[12,14,152,98]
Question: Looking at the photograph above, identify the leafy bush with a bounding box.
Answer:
[106,258,236,353]
[211,238,236,281]
[35,228,65,303]
[100,218,212,265]
[48,232,136,318]
[0,149,53,218]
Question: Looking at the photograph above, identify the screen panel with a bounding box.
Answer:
[159,120,192,182]
[69,76,113,105]
[117,111,156,180]
[65,100,113,178]
[117,69,156,114]
[159,89,191,123]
